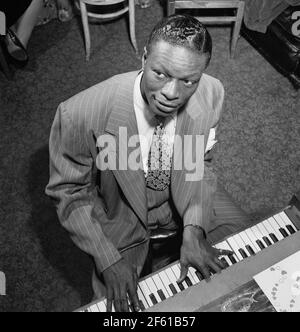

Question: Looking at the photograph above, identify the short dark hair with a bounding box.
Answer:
[146,14,212,65]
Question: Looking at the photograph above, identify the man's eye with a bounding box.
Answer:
[154,71,166,79]
[183,80,194,87]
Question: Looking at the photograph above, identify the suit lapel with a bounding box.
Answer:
[171,90,210,215]
[104,74,148,227]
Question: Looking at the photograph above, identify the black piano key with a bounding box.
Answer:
[169,283,177,295]
[177,282,185,291]
[269,233,278,243]
[157,289,166,301]
[286,225,296,234]
[149,293,158,305]
[256,240,265,250]
[238,248,248,259]
[262,236,272,246]
[228,255,237,264]
[220,257,229,267]
[195,271,204,281]
[245,245,255,256]
[279,228,289,238]
[139,300,145,311]
[185,276,193,287]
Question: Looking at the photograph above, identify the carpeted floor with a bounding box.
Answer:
[0,1,299,312]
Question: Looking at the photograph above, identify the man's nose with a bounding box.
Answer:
[161,79,179,100]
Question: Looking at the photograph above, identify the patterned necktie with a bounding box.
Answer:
[146,118,173,191]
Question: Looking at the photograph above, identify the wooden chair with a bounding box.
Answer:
[167,0,245,58]
[78,0,138,61]
[0,11,12,79]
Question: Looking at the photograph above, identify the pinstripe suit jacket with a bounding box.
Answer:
[46,70,224,273]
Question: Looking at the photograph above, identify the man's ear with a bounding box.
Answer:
[142,47,148,69]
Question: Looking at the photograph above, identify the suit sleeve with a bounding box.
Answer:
[45,103,122,272]
[183,80,225,233]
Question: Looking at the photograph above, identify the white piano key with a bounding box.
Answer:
[89,304,99,312]
[137,283,150,308]
[232,234,249,257]
[97,300,106,312]
[163,267,182,293]
[273,213,287,229]
[139,280,154,307]
[244,228,261,252]
[190,266,202,282]
[268,217,285,240]
[171,264,189,289]
[272,214,290,237]
[152,274,171,299]
[256,222,274,245]
[278,211,297,232]
[263,219,283,241]
[250,225,264,242]
[144,277,160,304]
[239,230,259,254]
[227,237,244,261]
[187,269,197,284]
[158,270,179,295]
[156,272,173,297]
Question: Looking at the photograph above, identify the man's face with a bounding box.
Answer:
[140,40,209,117]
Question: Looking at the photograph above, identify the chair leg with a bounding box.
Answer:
[79,1,91,61]
[128,0,138,55]
[167,0,176,16]
[0,39,12,80]
[231,1,245,58]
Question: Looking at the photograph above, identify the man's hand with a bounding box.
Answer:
[100,259,140,312]
[178,225,232,283]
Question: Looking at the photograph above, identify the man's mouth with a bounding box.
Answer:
[155,99,178,109]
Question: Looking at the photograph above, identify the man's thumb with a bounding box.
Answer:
[177,264,188,284]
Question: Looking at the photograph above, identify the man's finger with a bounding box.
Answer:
[209,261,222,274]
[113,286,122,312]
[218,249,233,257]
[198,265,211,280]
[128,284,140,312]
[214,256,226,269]
[120,298,129,312]
[120,287,129,312]
[177,263,188,283]
[106,287,113,312]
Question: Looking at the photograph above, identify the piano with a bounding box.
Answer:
[76,199,300,312]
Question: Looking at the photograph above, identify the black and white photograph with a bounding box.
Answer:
[0,0,300,315]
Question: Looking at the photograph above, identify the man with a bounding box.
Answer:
[46,14,250,312]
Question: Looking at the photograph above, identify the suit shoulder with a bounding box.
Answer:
[196,73,224,105]
[58,71,138,120]
[200,73,224,94]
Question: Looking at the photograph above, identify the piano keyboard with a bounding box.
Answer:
[76,208,299,312]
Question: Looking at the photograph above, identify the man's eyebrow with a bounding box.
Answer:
[178,72,202,81]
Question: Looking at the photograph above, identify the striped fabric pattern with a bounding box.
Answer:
[45,70,225,274]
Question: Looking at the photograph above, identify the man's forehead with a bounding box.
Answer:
[147,40,208,74]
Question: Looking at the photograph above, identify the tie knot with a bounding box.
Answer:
[154,115,165,128]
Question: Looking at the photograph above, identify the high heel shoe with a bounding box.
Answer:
[5,29,29,67]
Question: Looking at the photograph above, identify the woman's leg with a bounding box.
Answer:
[13,0,44,48]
